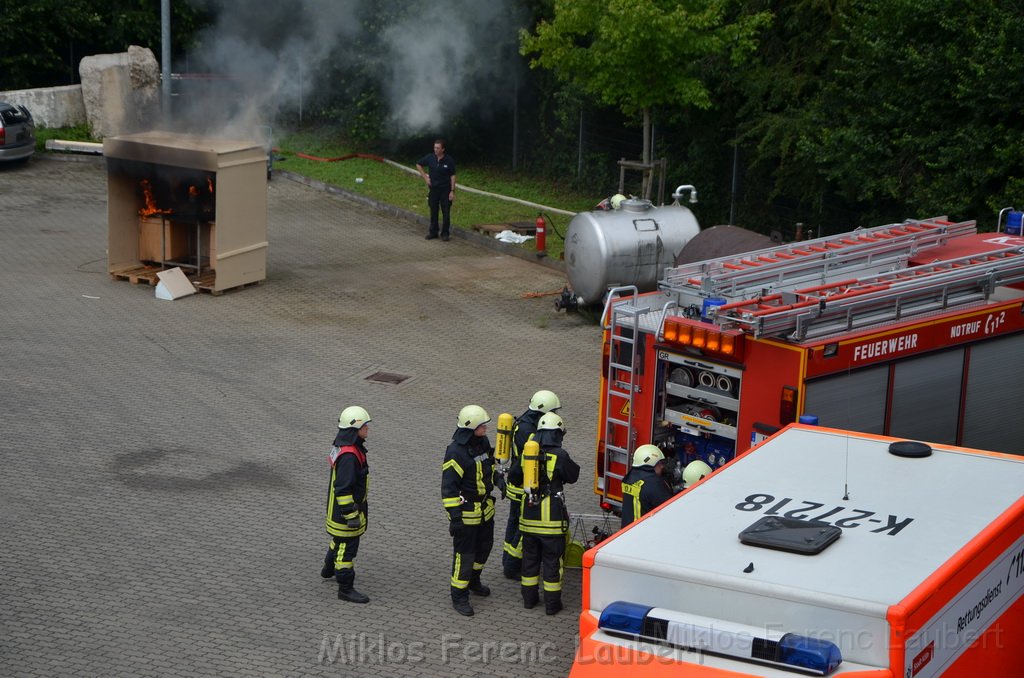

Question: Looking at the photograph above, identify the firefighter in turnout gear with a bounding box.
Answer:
[321,406,372,603]
[509,412,579,615]
[441,405,497,617]
[619,444,675,529]
[502,390,560,580]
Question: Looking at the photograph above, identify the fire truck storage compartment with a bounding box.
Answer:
[804,331,1024,456]
[657,350,740,469]
[105,132,268,293]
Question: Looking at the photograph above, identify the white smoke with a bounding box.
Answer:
[381,1,522,134]
[176,0,524,139]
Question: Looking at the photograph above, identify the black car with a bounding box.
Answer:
[0,101,35,162]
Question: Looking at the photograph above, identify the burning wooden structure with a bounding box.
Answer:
[104,131,267,293]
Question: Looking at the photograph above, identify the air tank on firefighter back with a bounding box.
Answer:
[563,193,700,305]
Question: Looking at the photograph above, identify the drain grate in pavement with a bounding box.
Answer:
[365,371,410,385]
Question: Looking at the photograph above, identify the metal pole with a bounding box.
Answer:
[729,137,739,225]
[161,0,171,126]
[511,65,518,172]
[577,110,583,178]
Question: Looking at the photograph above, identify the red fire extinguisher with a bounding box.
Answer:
[535,213,546,253]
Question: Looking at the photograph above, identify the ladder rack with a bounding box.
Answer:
[713,245,1024,340]
[663,217,976,300]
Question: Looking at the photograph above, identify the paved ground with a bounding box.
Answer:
[0,156,604,677]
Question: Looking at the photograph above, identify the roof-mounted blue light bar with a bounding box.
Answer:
[597,601,842,675]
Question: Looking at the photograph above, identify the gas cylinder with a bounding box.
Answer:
[494,413,514,466]
[535,214,547,252]
[521,439,541,493]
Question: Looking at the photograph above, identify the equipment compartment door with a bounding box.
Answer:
[655,350,741,473]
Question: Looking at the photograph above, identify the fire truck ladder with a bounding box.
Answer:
[715,245,1024,341]
[663,217,976,300]
[600,287,675,503]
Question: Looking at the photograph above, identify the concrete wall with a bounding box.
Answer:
[0,85,87,129]
[0,45,159,136]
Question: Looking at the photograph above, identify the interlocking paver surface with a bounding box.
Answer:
[0,157,604,677]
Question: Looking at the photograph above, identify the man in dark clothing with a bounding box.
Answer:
[619,444,675,529]
[502,389,561,580]
[441,405,496,617]
[509,412,579,615]
[321,406,372,603]
[416,138,456,240]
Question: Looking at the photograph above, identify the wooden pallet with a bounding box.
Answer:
[192,273,262,296]
[110,265,161,286]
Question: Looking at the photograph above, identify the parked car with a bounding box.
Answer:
[0,101,35,162]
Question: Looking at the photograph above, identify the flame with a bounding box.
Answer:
[207,177,214,194]
[188,185,200,197]
[138,180,172,218]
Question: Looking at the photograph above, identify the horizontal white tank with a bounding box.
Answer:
[564,198,700,303]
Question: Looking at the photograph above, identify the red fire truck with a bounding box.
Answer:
[595,215,1024,507]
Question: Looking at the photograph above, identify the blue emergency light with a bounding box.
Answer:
[598,600,842,675]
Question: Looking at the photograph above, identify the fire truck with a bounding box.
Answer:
[573,424,1024,676]
[595,216,1024,507]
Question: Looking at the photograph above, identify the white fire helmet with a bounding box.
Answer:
[458,405,491,430]
[631,444,665,468]
[610,193,627,209]
[536,412,565,433]
[338,406,371,429]
[529,389,561,413]
[682,460,713,488]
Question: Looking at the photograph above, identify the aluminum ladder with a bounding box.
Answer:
[731,244,1024,340]
[662,217,976,300]
[600,286,644,504]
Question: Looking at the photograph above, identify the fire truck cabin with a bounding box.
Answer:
[597,218,1024,507]
[574,425,1024,677]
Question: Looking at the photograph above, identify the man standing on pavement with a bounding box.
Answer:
[321,406,372,603]
[441,405,496,616]
[510,412,579,615]
[416,138,457,241]
[502,390,561,580]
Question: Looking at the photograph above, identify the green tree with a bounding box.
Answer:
[520,0,770,196]
[0,0,209,91]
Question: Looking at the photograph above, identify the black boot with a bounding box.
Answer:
[451,588,474,616]
[469,573,491,597]
[320,547,335,579]
[522,585,539,610]
[544,591,563,616]
[336,570,369,604]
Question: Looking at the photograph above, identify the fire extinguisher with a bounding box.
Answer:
[535,213,546,253]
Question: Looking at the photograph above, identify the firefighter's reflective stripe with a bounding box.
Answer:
[522,574,540,586]
[451,553,468,588]
[333,540,355,571]
[460,498,496,525]
[441,459,464,508]
[472,452,488,497]
[622,478,643,523]
[543,577,563,592]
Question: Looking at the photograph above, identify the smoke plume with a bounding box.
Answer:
[176,0,525,140]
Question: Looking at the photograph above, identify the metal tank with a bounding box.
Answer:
[564,190,700,305]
